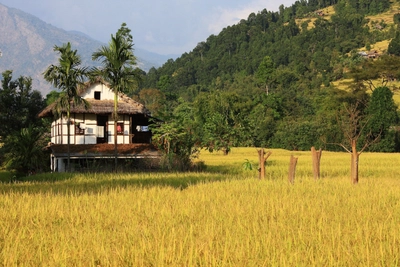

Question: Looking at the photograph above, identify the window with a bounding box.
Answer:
[75,123,85,135]
[117,123,124,135]
[94,91,101,100]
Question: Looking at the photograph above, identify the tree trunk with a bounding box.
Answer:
[311,146,322,180]
[114,120,118,171]
[288,155,298,184]
[223,147,230,155]
[351,139,359,184]
[67,110,71,173]
[258,149,272,179]
[114,91,118,172]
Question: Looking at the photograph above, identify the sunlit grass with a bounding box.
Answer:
[366,1,400,28]
[363,40,390,53]
[296,2,399,32]
[296,6,335,30]
[0,148,400,265]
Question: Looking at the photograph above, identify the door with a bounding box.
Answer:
[96,115,108,144]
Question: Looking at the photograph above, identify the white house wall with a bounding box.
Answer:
[80,83,115,100]
[81,114,97,144]
[51,114,131,145]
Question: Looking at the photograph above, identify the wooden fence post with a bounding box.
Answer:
[258,149,272,179]
[311,147,322,180]
[351,139,359,184]
[288,155,298,184]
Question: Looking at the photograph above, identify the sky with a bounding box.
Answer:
[0,0,295,56]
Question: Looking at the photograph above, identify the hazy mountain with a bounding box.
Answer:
[0,3,173,95]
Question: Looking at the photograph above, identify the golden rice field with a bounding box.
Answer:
[1,148,400,266]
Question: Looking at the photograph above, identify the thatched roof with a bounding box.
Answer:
[38,81,150,118]
[38,97,149,118]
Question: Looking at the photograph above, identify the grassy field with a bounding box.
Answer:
[1,148,400,266]
[366,1,400,29]
[296,1,400,33]
[295,6,336,30]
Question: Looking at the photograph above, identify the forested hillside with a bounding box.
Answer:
[135,0,400,155]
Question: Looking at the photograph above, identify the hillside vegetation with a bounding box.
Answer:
[134,0,400,154]
[366,1,400,29]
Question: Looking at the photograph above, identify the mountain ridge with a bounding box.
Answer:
[0,3,172,95]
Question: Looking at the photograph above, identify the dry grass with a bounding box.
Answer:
[297,2,400,31]
[0,148,400,265]
[366,1,400,28]
[359,40,390,54]
[296,6,335,30]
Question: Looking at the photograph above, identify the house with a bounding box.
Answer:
[358,51,368,58]
[357,50,380,59]
[367,50,380,59]
[38,81,160,172]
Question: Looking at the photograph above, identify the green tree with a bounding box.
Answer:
[0,71,45,140]
[2,125,47,174]
[365,86,399,151]
[335,101,381,184]
[157,75,171,91]
[388,32,400,56]
[255,56,275,95]
[272,117,322,151]
[43,42,89,172]
[92,23,141,170]
[349,55,400,90]
[138,88,166,118]
[194,91,245,155]
[45,90,61,105]
[0,71,46,171]
[393,13,400,27]
[156,74,178,107]
[248,94,282,147]
[151,98,197,170]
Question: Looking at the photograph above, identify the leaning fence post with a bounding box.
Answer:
[311,147,322,180]
[288,155,298,184]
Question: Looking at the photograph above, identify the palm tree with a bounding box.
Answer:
[43,42,89,172]
[91,23,141,171]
